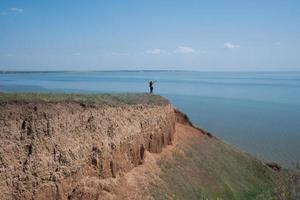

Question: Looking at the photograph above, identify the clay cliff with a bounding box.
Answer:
[0,93,293,200]
[0,98,175,200]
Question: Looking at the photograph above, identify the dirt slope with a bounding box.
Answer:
[0,93,293,200]
[97,121,292,200]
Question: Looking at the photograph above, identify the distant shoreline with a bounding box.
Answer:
[1,70,300,74]
[0,70,189,74]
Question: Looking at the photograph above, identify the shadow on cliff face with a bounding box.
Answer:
[175,108,214,138]
[0,96,293,200]
[0,100,175,200]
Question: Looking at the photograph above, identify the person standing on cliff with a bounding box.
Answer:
[149,80,157,94]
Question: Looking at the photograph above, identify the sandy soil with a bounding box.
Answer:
[0,102,175,200]
[0,101,293,199]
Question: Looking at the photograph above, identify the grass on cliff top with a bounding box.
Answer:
[0,92,169,106]
[150,128,292,200]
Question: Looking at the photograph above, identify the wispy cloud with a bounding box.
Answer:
[274,42,281,46]
[1,11,7,16]
[224,42,240,49]
[73,52,81,56]
[111,52,130,56]
[1,8,24,16]
[175,46,196,54]
[11,7,24,12]
[0,53,14,57]
[146,48,167,55]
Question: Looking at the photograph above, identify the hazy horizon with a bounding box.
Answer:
[1,69,300,72]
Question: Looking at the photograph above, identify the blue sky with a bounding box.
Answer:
[0,0,300,71]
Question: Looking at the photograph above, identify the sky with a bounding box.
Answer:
[0,0,300,71]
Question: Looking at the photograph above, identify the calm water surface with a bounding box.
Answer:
[1,71,300,168]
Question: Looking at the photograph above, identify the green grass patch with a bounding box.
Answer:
[0,92,169,106]
[151,135,291,199]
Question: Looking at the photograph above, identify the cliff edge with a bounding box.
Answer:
[0,93,293,200]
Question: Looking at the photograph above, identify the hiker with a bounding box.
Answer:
[149,80,157,94]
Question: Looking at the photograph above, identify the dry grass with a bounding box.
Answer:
[0,92,169,106]
[149,123,292,200]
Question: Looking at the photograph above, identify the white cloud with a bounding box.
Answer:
[224,42,240,49]
[175,46,196,54]
[11,8,24,12]
[146,48,167,55]
[274,42,281,46]
[1,8,24,16]
[73,52,81,56]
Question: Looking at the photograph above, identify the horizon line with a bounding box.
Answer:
[1,69,300,74]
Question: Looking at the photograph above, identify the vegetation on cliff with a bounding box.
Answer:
[150,123,292,200]
[0,93,294,199]
[0,92,169,106]
[0,95,174,199]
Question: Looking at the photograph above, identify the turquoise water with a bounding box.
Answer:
[1,71,300,168]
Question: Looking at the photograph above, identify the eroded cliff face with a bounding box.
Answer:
[0,102,175,200]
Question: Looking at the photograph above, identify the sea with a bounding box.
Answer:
[0,70,299,169]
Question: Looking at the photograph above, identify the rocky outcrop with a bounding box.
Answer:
[0,102,175,200]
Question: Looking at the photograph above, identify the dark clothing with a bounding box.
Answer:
[150,86,153,93]
[149,81,153,87]
[149,81,154,93]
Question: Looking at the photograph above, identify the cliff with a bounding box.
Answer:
[0,93,174,199]
[0,93,293,200]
